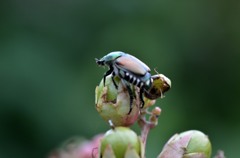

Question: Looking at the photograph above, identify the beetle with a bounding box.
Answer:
[96,51,153,114]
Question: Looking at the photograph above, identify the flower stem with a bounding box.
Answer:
[140,120,151,149]
[138,109,157,149]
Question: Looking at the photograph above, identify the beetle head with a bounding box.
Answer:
[96,51,125,66]
[95,58,105,66]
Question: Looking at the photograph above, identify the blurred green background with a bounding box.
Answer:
[0,0,240,157]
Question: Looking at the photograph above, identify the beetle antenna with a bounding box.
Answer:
[159,88,164,98]
[154,68,159,74]
[95,58,105,66]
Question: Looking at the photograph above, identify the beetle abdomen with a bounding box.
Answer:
[118,68,151,89]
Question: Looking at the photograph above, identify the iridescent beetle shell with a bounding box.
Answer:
[96,51,153,114]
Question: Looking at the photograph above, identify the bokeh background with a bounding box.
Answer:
[1,0,240,157]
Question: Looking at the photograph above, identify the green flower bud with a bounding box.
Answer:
[158,130,212,158]
[99,127,143,158]
[183,130,212,158]
[95,75,140,126]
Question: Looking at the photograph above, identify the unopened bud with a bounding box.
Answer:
[149,107,161,125]
[99,127,143,158]
[158,130,212,158]
[95,75,140,126]
[152,107,161,116]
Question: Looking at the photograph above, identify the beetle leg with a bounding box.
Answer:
[111,71,118,89]
[103,66,113,86]
[139,88,145,108]
[122,80,134,114]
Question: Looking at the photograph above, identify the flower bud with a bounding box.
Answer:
[152,106,161,116]
[95,75,140,126]
[149,107,161,124]
[99,127,143,158]
[158,130,212,158]
[48,134,103,158]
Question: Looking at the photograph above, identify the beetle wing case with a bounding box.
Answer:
[115,54,150,76]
